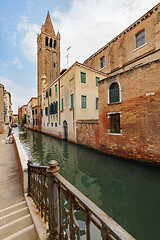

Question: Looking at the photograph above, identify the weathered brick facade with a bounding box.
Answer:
[98,59,160,162]
[76,120,99,150]
[76,3,160,163]
[37,12,60,131]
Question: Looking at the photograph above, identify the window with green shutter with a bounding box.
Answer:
[45,107,48,115]
[55,84,57,93]
[55,101,58,114]
[71,94,74,109]
[81,72,86,84]
[96,77,100,87]
[49,88,52,96]
[61,98,64,110]
[81,95,87,109]
[46,91,48,98]
[109,82,120,104]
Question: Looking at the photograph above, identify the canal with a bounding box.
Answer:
[14,127,160,240]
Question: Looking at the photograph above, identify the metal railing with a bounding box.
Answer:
[28,160,135,240]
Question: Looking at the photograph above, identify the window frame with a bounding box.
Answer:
[96,97,98,110]
[80,72,87,84]
[108,81,121,104]
[135,29,145,49]
[109,113,121,134]
[95,77,100,87]
[55,84,57,93]
[61,98,64,111]
[70,94,74,109]
[81,95,87,109]
[100,56,105,69]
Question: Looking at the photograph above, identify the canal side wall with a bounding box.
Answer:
[76,119,99,150]
[13,134,28,193]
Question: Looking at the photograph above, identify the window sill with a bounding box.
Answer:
[60,110,64,112]
[108,101,121,105]
[108,133,123,136]
[133,42,147,52]
[99,66,106,71]
[70,108,74,110]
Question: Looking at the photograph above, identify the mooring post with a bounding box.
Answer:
[47,160,60,240]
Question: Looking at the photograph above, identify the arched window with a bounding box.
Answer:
[45,37,48,46]
[49,38,52,48]
[109,82,120,104]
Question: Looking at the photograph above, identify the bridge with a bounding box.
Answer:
[0,130,135,240]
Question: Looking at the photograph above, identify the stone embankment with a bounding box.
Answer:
[0,129,47,239]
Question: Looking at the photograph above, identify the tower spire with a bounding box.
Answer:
[44,11,55,35]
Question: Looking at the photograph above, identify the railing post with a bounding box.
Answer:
[47,160,60,240]
[27,160,32,196]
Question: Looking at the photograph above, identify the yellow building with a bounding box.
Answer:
[41,62,106,142]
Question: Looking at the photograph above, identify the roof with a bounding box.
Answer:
[44,11,55,35]
[84,2,160,63]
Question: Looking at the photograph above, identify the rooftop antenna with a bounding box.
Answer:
[66,46,71,69]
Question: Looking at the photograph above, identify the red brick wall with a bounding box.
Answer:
[98,59,160,163]
[76,120,99,150]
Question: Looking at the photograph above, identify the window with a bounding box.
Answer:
[32,110,34,115]
[55,84,57,93]
[71,94,74,109]
[46,91,48,98]
[81,95,87,109]
[100,56,105,69]
[45,37,48,47]
[36,119,37,125]
[136,30,145,48]
[55,101,58,114]
[55,123,57,127]
[49,38,52,48]
[110,113,120,133]
[61,98,64,110]
[35,109,37,114]
[81,72,86,84]
[109,82,120,104]
[45,107,48,116]
[96,97,98,110]
[54,62,56,68]
[49,88,52,96]
[54,40,57,48]
[33,119,35,125]
[41,109,43,117]
[96,77,100,87]
[51,123,53,127]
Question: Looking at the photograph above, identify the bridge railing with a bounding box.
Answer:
[28,160,135,240]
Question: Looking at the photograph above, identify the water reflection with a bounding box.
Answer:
[14,127,160,240]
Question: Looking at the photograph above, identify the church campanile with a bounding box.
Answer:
[37,12,60,130]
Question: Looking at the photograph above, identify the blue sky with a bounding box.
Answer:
[0,0,159,113]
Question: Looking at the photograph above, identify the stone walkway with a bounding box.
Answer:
[0,131,24,210]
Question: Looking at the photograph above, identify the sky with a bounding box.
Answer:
[0,0,159,113]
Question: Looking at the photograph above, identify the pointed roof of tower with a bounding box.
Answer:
[44,11,55,35]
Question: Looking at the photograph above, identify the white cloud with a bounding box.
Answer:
[51,0,159,69]
[17,16,40,62]
[0,76,36,113]
[12,57,23,69]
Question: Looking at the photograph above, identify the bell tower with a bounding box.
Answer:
[37,11,60,131]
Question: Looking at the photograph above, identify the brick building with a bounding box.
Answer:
[77,3,160,163]
[37,11,60,131]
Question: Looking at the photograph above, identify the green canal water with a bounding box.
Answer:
[14,127,160,240]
